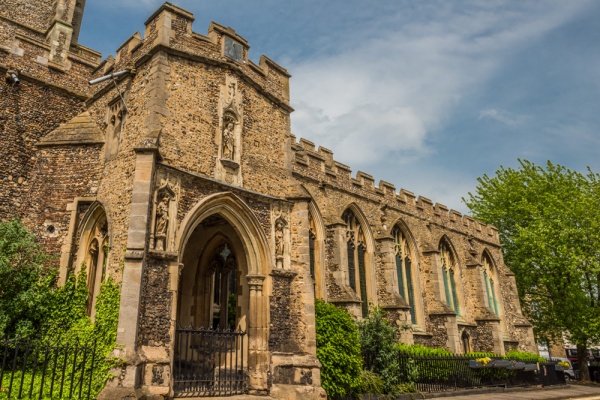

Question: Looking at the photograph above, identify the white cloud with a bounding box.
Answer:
[479,109,522,126]
[289,1,592,173]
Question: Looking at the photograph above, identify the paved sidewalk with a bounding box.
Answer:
[421,383,600,400]
[181,384,600,400]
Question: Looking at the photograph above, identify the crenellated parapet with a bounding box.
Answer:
[291,135,499,244]
[88,2,291,111]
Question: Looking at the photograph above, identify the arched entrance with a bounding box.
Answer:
[172,193,271,397]
[175,215,248,396]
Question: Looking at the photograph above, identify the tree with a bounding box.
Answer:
[464,160,600,381]
[0,219,56,336]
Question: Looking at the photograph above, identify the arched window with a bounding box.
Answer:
[439,239,460,316]
[482,252,500,316]
[309,215,317,297]
[461,331,471,354]
[207,243,238,330]
[76,205,109,320]
[343,209,368,317]
[308,202,326,300]
[393,225,416,324]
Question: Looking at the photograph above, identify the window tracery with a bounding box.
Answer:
[482,252,500,316]
[343,208,368,317]
[440,239,461,315]
[393,226,416,324]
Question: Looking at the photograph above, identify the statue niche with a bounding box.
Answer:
[150,175,179,253]
[221,112,237,161]
[274,217,286,269]
[215,75,243,186]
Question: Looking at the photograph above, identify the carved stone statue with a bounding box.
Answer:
[155,195,169,251]
[275,220,284,256]
[222,121,235,160]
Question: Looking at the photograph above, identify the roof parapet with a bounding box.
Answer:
[292,136,499,242]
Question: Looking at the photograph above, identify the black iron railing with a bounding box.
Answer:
[0,336,97,399]
[173,325,247,397]
[362,352,564,393]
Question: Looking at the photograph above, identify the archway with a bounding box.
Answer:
[172,192,271,396]
[177,217,248,332]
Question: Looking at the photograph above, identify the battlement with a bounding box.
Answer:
[291,135,498,242]
[90,2,291,108]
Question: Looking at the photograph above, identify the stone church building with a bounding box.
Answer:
[0,1,536,399]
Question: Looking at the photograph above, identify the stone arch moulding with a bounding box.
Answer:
[341,202,376,253]
[172,191,273,391]
[175,192,272,277]
[341,202,378,315]
[438,234,464,316]
[308,199,327,301]
[72,201,111,320]
[390,218,424,327]
[481,248,508,333]
[389,218,421,265]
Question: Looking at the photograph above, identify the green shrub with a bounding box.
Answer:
[396,343,454,357]
[503,349,545,363]
[359,369,384,395]
[0,220,121,398]
[315,299,362,398]
[0,219,56,337]
[358,307,403,394]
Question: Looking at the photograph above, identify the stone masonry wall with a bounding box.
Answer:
[0,0,56,33]
[138,258,172,347]
[0,83,86,222]
[292,135,536,352]
[24,144,104,256]
[137,164,274,346]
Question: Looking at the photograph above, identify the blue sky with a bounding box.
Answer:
[79,1,600,213]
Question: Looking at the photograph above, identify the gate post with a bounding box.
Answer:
[246,274,269,393]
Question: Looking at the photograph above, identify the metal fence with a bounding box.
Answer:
[363,352,565,393]
[173,325,247,397]
[0,336,98,399]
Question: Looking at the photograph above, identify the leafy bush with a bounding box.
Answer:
[503,349,545,363]
[358,307,403,394]
[0,220,121,398]
[315,299,362,398]
[396,343,454,357]
[465,350,545,363]
[0,219,56,337]
[359,370,384,395]
[0,273,121,399]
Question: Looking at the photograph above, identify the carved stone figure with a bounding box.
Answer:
[275,220,284,256]
[222,121,235,160]
[155,195,169,250]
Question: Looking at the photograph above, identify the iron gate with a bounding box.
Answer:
[173,325,247,397]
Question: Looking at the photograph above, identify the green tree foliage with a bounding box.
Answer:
[0,219,56,337]
[0,219,121,397]
[464,160,600,380]
[358,307,402,394]
[315,299,362,398]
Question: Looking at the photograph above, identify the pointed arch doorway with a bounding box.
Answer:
[174,214,250,396]
[172,193,271,397]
